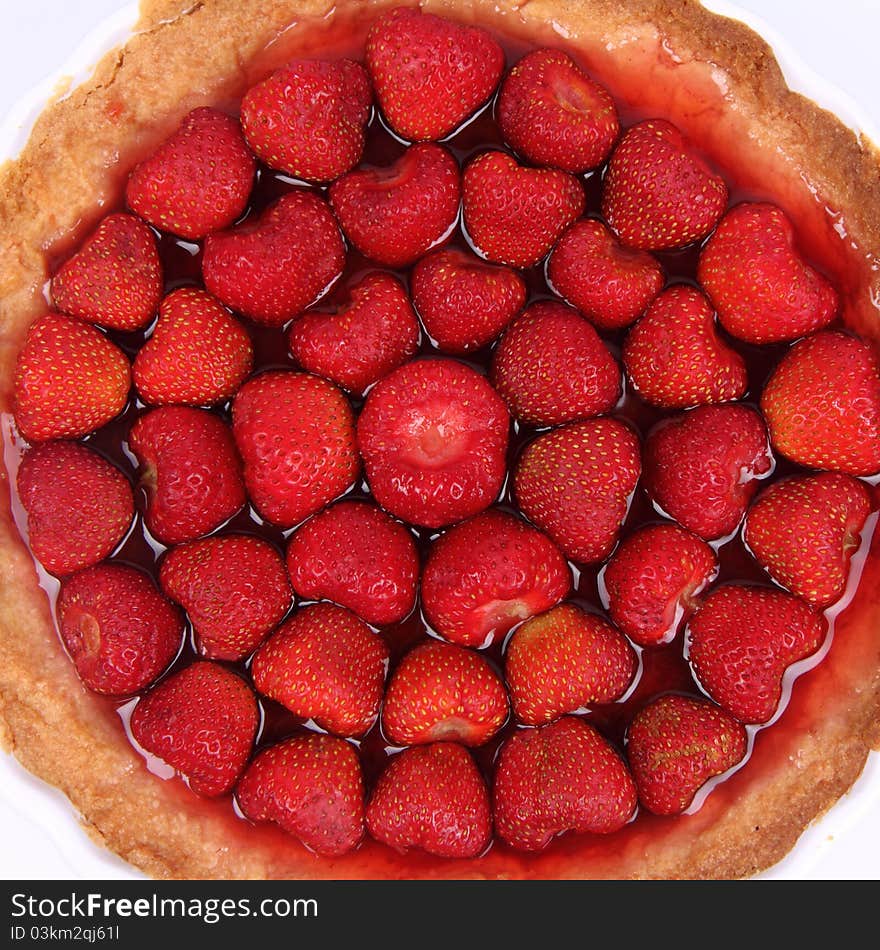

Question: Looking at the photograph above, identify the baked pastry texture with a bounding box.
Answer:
[0,0,878,879]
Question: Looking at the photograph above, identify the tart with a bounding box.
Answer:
[0,0,879,880]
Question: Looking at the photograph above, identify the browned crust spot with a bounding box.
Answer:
[0,0,878,880]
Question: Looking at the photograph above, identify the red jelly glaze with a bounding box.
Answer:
[9,10,880,877]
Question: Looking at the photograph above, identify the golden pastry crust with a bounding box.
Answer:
[0,0,878,880]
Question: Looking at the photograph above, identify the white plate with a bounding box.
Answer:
[0,0,878,881]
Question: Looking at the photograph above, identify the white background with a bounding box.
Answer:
[0,0,879,880]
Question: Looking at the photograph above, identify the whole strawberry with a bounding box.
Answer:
[241,59,372,181]
[627,695,747,815]
[357,359,509,528]
[698,203,838,343]
[602,119,728,250]
[493,716,637,851]
[491,301,621,426]
[130,661,258,797]
[602,523,717,647]
[203,190,345,326]
[744,473,872,608]
[462,151,585,267]
[13,313,131,442]
[126,107,255,239]
[687,585,826,723]
[232,371,359,528]
[51,212,162,331]
[505,604,635,725]
[365,7,504,141]
[366,743,491,859]
[643,404,772,540]
[623,284,747,409]
[411,249,526,353]
[236,735,364,857]
[329,143,460,268]
[288,272,420,394]
[381,641,509,747]
[159,534,292,661]
[498,49,619,173]
[133,287,253,406]
[285,501,418,626]
[547,218,664,331]
[129,406,246,545]
[251,602,389,738]
[514,418,641,563]
[761,330,880,476]
[421,509,571,649]
[58,563,183,696]
[17,440,134,576]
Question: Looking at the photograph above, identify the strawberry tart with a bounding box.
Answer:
[0,0,878,879]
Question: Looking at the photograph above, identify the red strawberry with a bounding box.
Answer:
[288,272,420,394]
[58,563,183,696]
[421,509,571,649]
[329,143,460,267]
[133,287,253,406]
[602,523,717,647]
[547,218,664,331]
[51,213,162,331]
[129,406,246,545]
[505,604,636,725]
[251,602,389,738]
[744,473,872,608]
[514,418,641,563]
[202,190,345,326]
[366,743,491,858]
[13,314,130,442]
[491,301,621,425]
[411,248,526,353]
[285,501,418,626]
[232,371,359,528]
[698,202,839,344]
[381,641,509,746]
[357,359,509,528]
[493,716,637,851]
[627,695,747,815]
[17,440,134,576]
[761,331,880,476]
[236,734,364,857]
[601,119,728,250]
[130,661,258,796]
[462,151,585,267]
[643,404,772,540]
[688,585,826,723]
[497,49,619,173]
[126,107,255,239]
[365,7,504,142]
[623,284,747,409]
[159,534,292,661]
[241,59,371,182]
